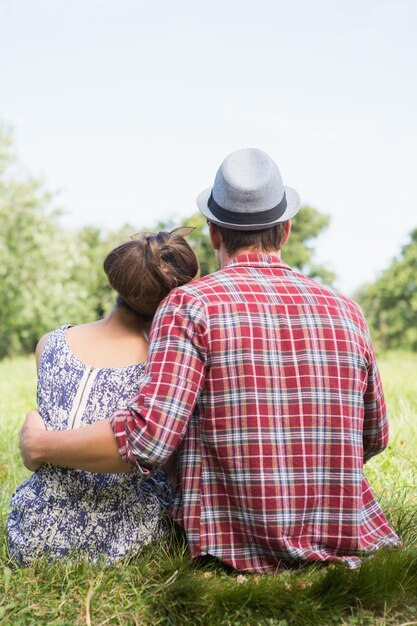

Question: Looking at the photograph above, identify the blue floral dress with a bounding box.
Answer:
[8,326,172,565]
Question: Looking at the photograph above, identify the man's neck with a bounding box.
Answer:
[219,247,281,270]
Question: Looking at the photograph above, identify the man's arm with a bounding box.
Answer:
[109,290,207,471]
[20,410,132,473]
[363,344,388,463]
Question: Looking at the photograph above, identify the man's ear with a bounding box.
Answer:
[208,221,221,250]
[281,220,291,247]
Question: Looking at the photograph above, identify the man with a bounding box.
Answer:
[20,148,401,573]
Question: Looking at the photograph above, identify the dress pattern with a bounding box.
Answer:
[8,326,172,565]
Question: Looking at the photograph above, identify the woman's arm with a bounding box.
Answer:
[20,410,132,473]
[35,334,49,373]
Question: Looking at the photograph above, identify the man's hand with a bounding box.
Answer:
[19,410,46,471]
[19,413,132,473]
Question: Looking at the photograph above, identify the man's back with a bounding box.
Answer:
[117,252,401,572]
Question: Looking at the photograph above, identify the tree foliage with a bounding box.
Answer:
[0,124,133,358]
[0,125,73,356]
[283,205,334,284]
[356,229,417,351]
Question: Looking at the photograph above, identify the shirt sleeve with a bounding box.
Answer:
[110,288,207,473]
[362,337,389,463]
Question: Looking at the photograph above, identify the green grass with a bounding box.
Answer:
[1,353,417,625]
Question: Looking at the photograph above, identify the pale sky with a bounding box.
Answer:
[1,0,416,293]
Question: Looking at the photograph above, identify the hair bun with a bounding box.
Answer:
[103,231,198,320]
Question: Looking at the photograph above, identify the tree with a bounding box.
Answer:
[356,228,417,351]
[70,223,140,320]
[0,124,73,356]
[283,205,334,284]
[0,125,128,357]
[155,205,334,283]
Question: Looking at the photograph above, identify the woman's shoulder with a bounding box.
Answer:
[37,322,147,373]
[36,326,69,369]
[65,321,148,370]
[35,334,49,363]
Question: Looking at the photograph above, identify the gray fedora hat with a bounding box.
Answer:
[197,148,301,231]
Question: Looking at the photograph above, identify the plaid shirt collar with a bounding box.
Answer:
[225,252,293,272]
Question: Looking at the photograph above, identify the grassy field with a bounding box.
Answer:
[0,353,416,625]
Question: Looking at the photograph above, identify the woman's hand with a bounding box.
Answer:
[19,410,46,471]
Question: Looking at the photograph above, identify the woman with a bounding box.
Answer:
[8,228,199,565]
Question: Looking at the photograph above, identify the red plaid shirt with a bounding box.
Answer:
[111,253,401,572]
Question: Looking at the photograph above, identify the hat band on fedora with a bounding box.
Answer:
[207,192,287,226]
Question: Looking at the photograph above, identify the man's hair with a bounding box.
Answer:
[103,231,199,322]
[216,222,288,256]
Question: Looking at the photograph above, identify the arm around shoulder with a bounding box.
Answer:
[19,411,132,473]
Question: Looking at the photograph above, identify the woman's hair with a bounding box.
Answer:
[103,231,199,322]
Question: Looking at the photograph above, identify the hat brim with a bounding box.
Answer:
[196,186,301,231]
